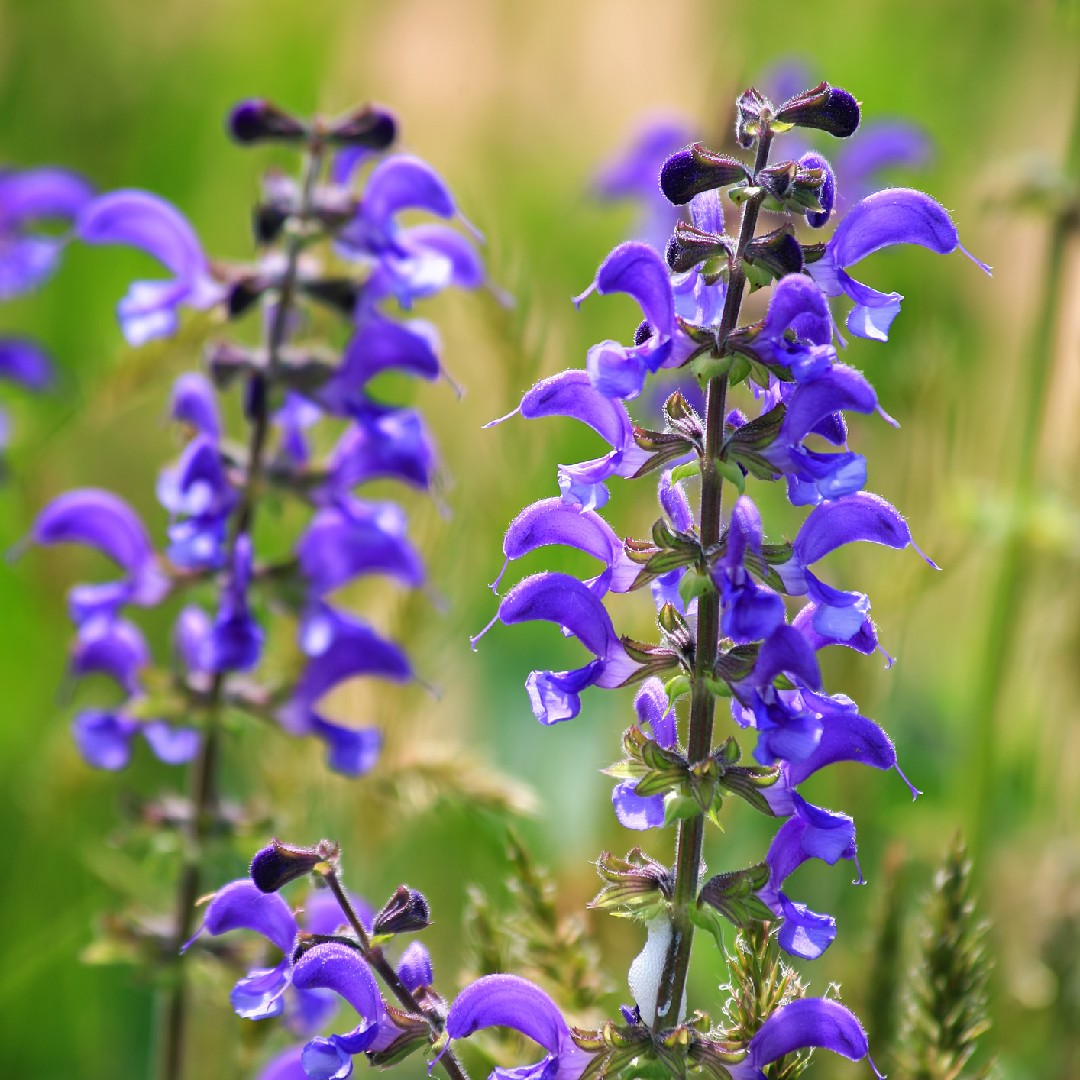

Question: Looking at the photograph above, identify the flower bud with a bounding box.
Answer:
[250,838,339,892]
[326,104,398,149]
[775,82,860,138]
[798,151,836,228]
[372,885,431,935]
[228,100,308,145]
[660,143,751,205]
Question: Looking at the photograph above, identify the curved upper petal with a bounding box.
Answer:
[517,369,634,450]
[447,974,569,1055]
[0,167,93,226]
[362,155,455,227]
[198,879,298,954]
[77,189,208,281]
[291,942,384,1029]
[578,242,675,341]
[737,997,869,1077]
[794,491,914,566]
[830,187,962,269]
[170,372,220,437]
[498,572,621,662]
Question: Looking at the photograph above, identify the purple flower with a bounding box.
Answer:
[298,498,423,597]
[276,603,409,776]
[714,496,786,645]
[730,625,824,766]
[31,489,169,624]
[778,492,936,648]
[337,154,481,309]
[574,242,679,401]
[727,997,876,1080]
[477,571,641,725]
[490,370,649,511]
[756,807,858,960]
[77,189,224,345]
[493,496,639,600]
[186,880,371,1035]
[612,678,678,830]
[204,536,264,673]
[0,166,93,297]
[326,401,436,494]
[72,708,199,770]
[446,973,596,1080]
[156,432,236,569]
[808,187,990,341]
[290,942,386,1080]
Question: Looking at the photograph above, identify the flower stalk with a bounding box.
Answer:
[158,141,326,1080]
[653,128,775,1035]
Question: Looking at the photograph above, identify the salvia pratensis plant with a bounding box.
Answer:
[197,79,989,1080]
[28,98,484,1079]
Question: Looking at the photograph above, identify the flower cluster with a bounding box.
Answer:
[190,841,448,1080]
[465,77,987,1075]
[0,166,93,463]
[595,58,931,258]
[31,99,483,777]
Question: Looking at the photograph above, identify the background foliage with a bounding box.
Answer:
[0,0,1077,1076]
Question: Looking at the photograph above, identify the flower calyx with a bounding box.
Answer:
[625,515,703,591]
[708,737,781,816]
[696,863,773,943]
[366,1003,432,1068]
[743,224,805,289]
[250,837,340,892]
[372,885,431,937]
[665,221,736,276]
[659,143,752,206]
[589,847,673,919]
[572,1016,656,1080]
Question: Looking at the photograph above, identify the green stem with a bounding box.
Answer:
[322,872,471,1080]
[156,142,326,1080]
[651,130,774,1033]
[967,90,1080,869]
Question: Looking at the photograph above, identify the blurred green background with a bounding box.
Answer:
[0,0,1077,1077]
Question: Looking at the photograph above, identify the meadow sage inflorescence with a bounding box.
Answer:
[461,78,989,1074]
[162,83,986,1080]
[29,98,483,1079]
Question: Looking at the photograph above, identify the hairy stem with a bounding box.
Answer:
[652,130,773,1033]
[157,143,326,1080]
[323,871,472,1080]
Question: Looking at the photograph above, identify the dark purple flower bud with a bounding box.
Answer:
[798,152,836,228]
[326,104,397,149]
[776,82,861,138]
[372,885,431,935]
[660,143,751,205]
[250,838,339,893]
[228,100,308,145]
[396,941,433,993]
